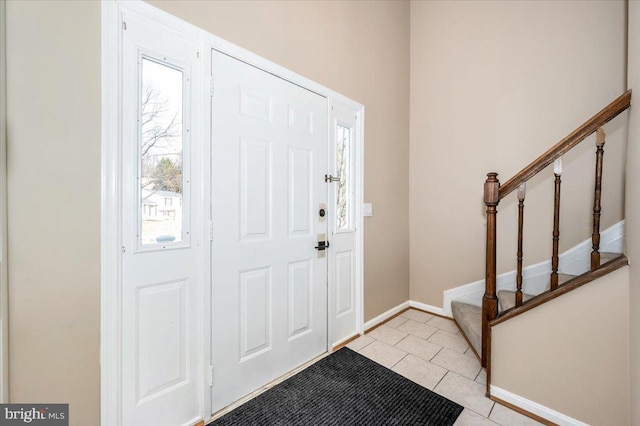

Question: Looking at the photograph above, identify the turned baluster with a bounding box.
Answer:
[516,183,526,307]
[482,173,500,368]
[550,158,562,290]
[591,128,605,271]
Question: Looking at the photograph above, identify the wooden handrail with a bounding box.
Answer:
[499,90,631,199]
[489,254,628,327]
[481,89,631,372]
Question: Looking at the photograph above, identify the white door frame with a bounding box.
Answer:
[101,1,365,423]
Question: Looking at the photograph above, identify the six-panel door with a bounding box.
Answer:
[210,50,329,413]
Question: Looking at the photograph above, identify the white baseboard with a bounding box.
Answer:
[490,385,589,426]
[409,300,448,318]
[442,220,625,316]
[363,300,451,333]
[363,301,410,331]
[560,220,625,275]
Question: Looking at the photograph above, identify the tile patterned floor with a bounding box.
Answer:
[347,309,543,426]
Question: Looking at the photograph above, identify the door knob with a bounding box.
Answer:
[314,241,330,251]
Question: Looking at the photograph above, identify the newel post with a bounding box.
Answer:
[482,173,500,368]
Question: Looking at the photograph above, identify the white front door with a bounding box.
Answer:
[210,50,328,413]
[121,14,204,426]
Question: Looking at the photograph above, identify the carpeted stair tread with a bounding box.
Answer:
[498,290,534,312]
[498,273,575,311]
[558,273,576,284]
[452,256,623,360]
[451,301,481,356]
[600,252,621,264]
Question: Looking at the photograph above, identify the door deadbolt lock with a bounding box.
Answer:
[319,208,326,217]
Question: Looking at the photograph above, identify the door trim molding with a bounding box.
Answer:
[101,1,123,424]
[101,1,365,423]
[356,107,365,335]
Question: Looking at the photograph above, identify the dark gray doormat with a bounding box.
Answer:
[210,347,463,425]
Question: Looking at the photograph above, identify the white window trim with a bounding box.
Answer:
[101,1,365,423]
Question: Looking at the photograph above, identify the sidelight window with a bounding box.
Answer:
[139,57,186,246]
[335,124,353,232]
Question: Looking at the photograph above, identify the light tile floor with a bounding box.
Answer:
[346,309,543,426]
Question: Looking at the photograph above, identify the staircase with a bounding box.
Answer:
[450,90,632,395]
[453,253,621,357]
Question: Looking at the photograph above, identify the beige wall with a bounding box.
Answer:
[5,0,633,423]
[5,0,101,424]
[626,1,640,423]
[492,266,630,425]
[147,0,411,323]
[409,0,628,306]
[0,0,8,401]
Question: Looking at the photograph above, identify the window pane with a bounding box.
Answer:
[140,58,184,245]
[336,124,351,231]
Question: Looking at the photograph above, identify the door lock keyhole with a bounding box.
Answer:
[319,208,326,217]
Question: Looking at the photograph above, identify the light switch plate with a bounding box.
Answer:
[363,203,373,217]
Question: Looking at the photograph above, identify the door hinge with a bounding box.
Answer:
[209,221,213,241]
[122,21,127,30]
[210,76,214,98]
[209,365,214,387]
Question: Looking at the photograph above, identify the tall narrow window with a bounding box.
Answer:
[139,58,184,245]
[336,124,352,231]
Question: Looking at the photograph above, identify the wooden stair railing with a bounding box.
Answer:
[591,128,606,271]
[481,89,632,367]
